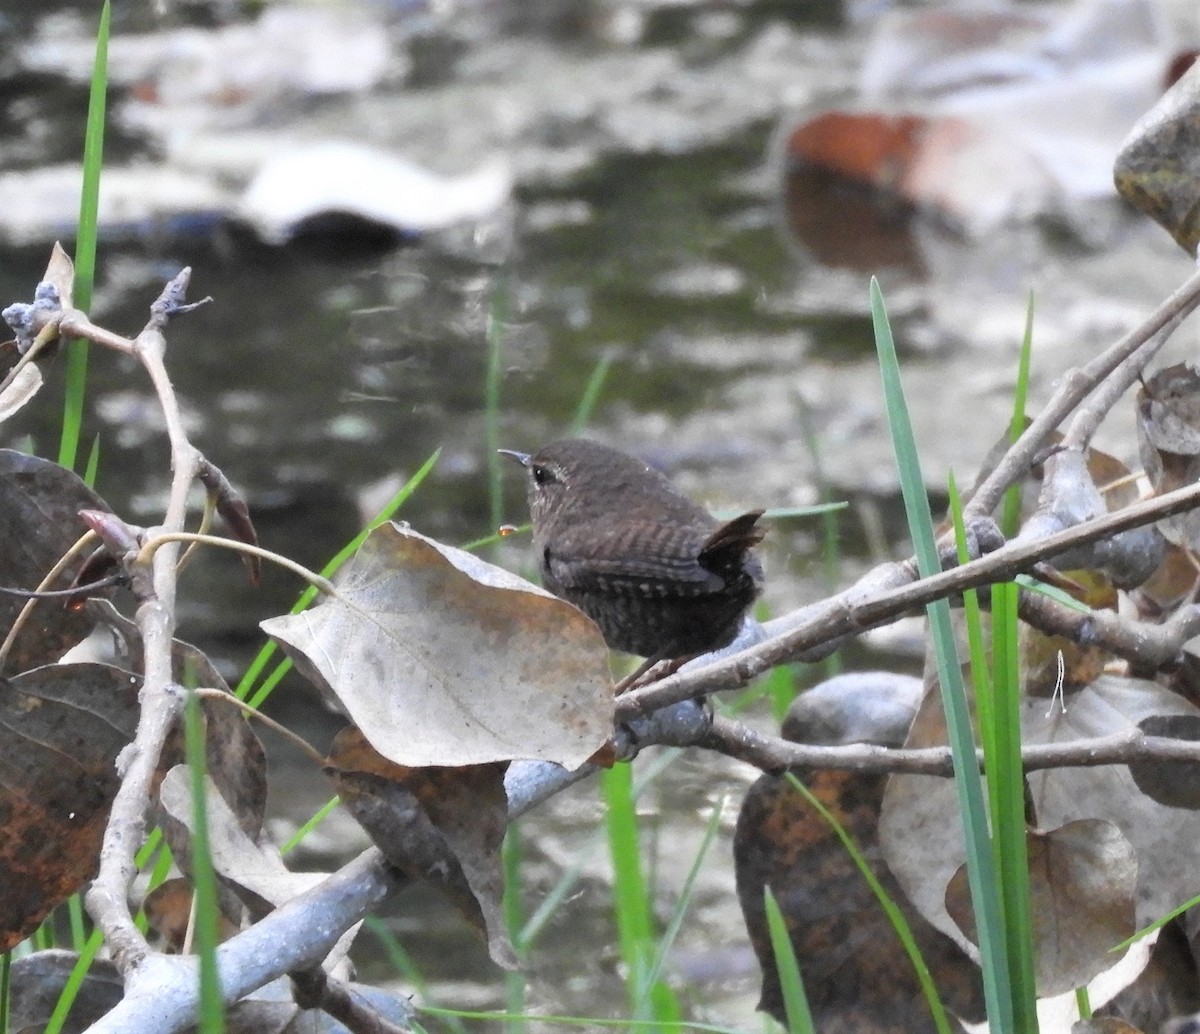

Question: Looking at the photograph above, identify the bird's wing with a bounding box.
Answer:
[543,522,726,598]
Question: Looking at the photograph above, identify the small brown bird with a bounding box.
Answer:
[500,438,765,668]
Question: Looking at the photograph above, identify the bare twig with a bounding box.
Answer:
[700,713,1200,776]
[0,529,98,669]
[137,532,335,596]
[965,264,1200,519]
[291,966,413,1034]
[85,271,211,972]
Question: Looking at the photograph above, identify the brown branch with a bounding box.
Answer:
[290,966,413,1034]
[85,270,210,972]
[1016,591,1200,673]
[700,713,1200,776]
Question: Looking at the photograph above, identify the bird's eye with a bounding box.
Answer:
[532,464,551,486]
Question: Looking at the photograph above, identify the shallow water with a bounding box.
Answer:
[3,0,1200,1028]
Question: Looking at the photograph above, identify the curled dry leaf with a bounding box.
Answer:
[9,950,123,1033]
[945,819,1137,997]
[883,673,1200,960]
[0,243,73,356]
[1027,446,1161,592]
[0,663,139,951]
[156,765,355,963]
[328,725,517,970]
[1026,676,1200,930]
[41,242,74,312]
[261,522,613,769]
[0,450,118,674]
[1137,363,1200,550]
[735,767,984,1031]
[0,363,42,424]
[1115,57,1200,255]
[1130,715,1200,808]
[197,457,261,585]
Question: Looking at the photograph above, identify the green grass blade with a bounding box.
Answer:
[134,838,176,934]
[363,917,469,1034]
[635,799,724,1013]
[280,795,340,855]
[783,773,953,1034]
[522,749,681,950]
[42,927,104,1034]
[67,895,86,952]
[870,277,1014,1032]
[569,353,613,433]
[990,581,1037,1029]
[82,435,101,489]
[1013,574,1091,613]
[1075,987,1091,1019]
[486,278,508,534]
[1,950,10,1034]
[185,690,226,1033]
[419,1006,755,1032]
[763,887,814,1034]
[949,473,994,749]
[60,0,110,471]
[601,763,681,1027]
[503,824,528,1034]
[1112,891,1200,952]
[1000,294,1034,538]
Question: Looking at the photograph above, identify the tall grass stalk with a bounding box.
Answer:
[486,278,508,534]
[568,353,613,434]
[503,825,528,1034]
[763,888,814,1034]
[870,278,1015,1031]
[363,918,468,1034]
[634,799,724,1014]
[0,950,9,1034]
[41,928,105,1034]
[184,690,226,1032]
[989,580,1037,1024]
[60,0,110,471]
[1000,295,1035,538]
[601,763,681,1028]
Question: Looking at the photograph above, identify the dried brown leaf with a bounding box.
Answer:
[1130,714,1200,808]
[328,725,517,969]
[0,663,139,951]
[9,950,122,1034]
[1115,59,1200,255]
[0,450,118,673]
[735,766,984,1031]
[261,522,613,769]
[1137,363,1200,550]
[42,243,74,312]
[884,673,1200,956]
[946,820,1137,996]
[0,364,43,424]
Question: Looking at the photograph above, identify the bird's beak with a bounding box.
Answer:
[497,449,531,468]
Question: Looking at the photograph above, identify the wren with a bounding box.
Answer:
[500,438,765,666]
